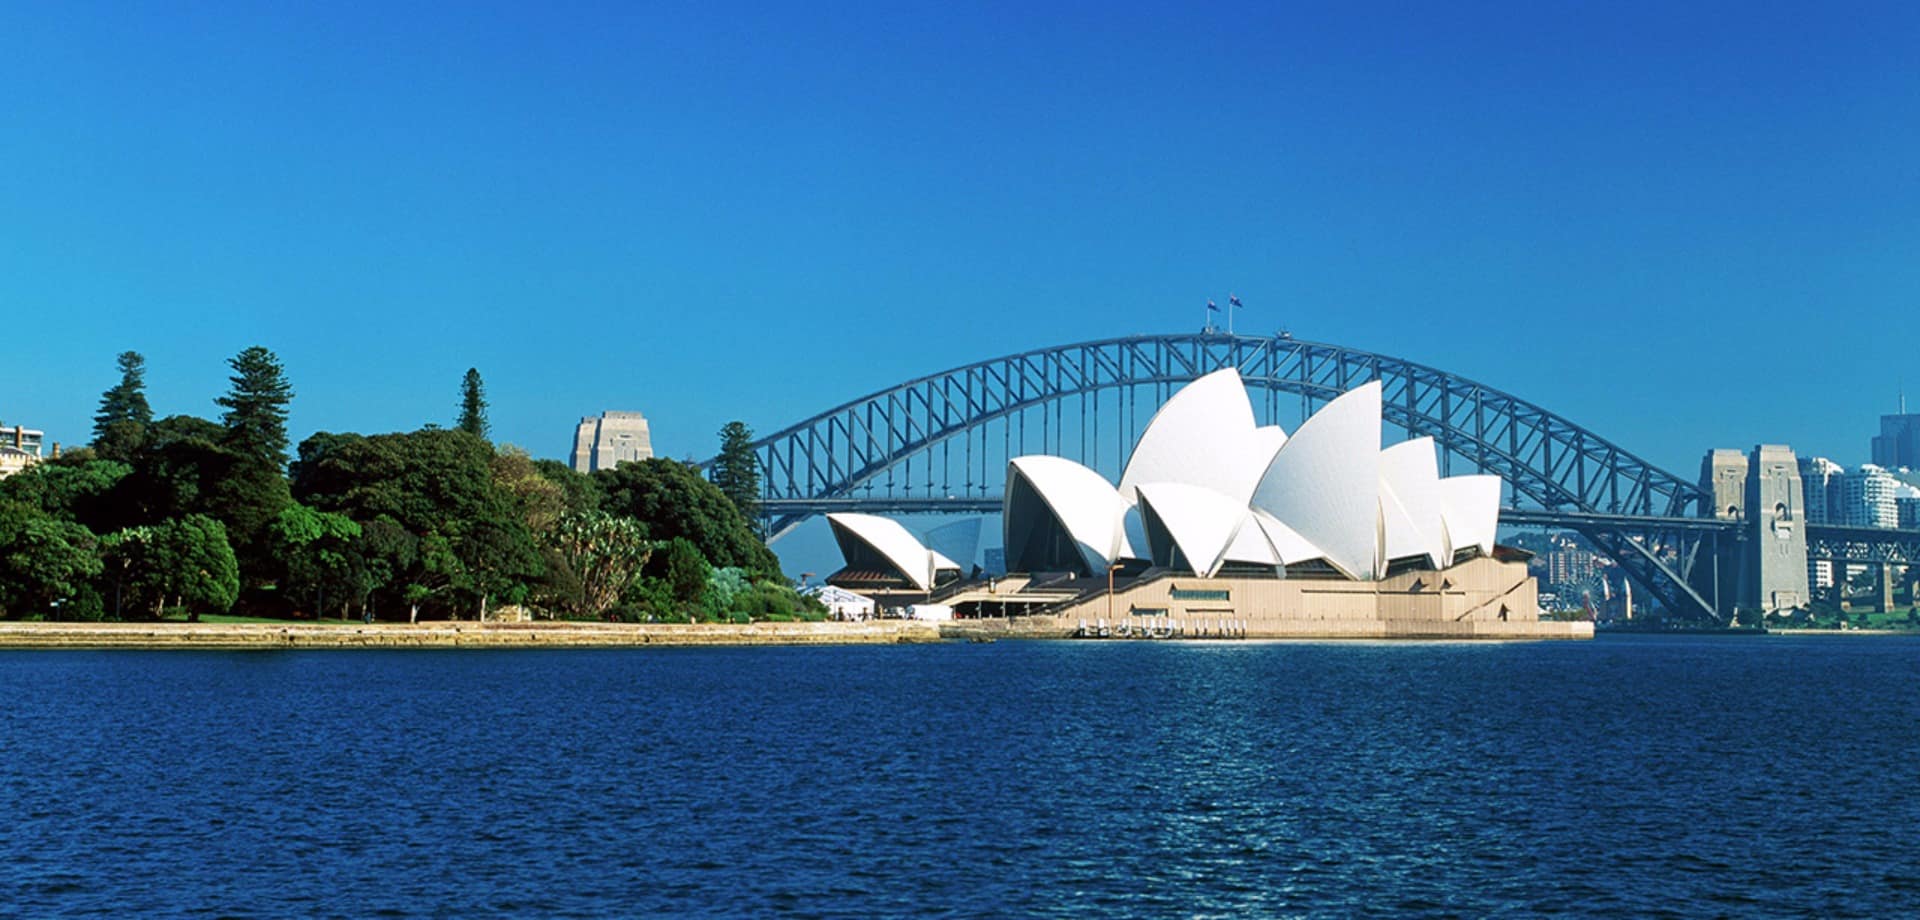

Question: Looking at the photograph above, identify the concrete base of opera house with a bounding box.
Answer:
[935,554,1594,641]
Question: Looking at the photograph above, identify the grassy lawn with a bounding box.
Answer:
[1779,603,1920,630]
[157,613,362,625]
[1846,608,1920,628]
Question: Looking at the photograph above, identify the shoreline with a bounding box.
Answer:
[1768,628,1920,636]
[19,619,1911,649]
[0,620,942,650]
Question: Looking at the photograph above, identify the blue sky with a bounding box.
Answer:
[4,2,1917,568]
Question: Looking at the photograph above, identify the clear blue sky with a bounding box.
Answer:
[4,3,1916,533]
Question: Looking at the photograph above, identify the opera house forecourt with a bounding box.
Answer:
[826,369,1591,640]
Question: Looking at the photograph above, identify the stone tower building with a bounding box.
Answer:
[1744,445,1809,615]
[570,411,654,473]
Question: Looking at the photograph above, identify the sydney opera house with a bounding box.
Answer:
[826,369,1588,639]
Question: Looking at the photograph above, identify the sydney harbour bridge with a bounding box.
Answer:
[701,332,1920,623]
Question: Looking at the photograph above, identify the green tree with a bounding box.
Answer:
[545,509,654,619]
[121,415,232,527]
[494,446,566,536]
[457,368,489,440]
[121,414,288,575]
[0,501,103,619]
[658,537,712,618]
[712,421,762,534]
[294,429,496,534]
[92,350,154,461]
[293,428,541,619]
[597,458,779,575]
[615,575,678,622]
[0,455,132,533]
[349,518,419,620]
[268,503,364,619]
[461,518,544,619]
[217,345,295,469]
[704,565,753,622]
[726,577,828,622]
[533,458,603,516]
[402,532,468,621]
[101,515,239,620]
[289,431,365,492]
[97,528,145,620]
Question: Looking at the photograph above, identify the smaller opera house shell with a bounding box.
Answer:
[827,369,1580,638]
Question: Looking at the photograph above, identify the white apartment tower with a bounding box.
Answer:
[1841,464,1900,529]
[1798,456,1846,525]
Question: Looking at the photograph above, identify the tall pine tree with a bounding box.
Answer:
[217,346,295,469]
[712,421,762,536]
[92,350,154,460]
[457,368,489,440]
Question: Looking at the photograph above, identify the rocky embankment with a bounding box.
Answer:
[0,620,942,649]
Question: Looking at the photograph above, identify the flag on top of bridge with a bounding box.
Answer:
[1207,300,1219,313]
[1229,294,1242,308]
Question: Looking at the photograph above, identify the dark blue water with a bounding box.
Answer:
[3,636,1918,918]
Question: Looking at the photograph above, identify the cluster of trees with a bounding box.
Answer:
[0,349,819,624]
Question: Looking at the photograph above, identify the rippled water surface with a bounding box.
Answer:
[4,635,1919,917]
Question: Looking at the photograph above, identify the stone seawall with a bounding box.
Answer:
[0,620,942,650]
[941,617,1593,641]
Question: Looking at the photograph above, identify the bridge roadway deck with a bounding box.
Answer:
[765,499,1920,567]
[762,498,1734,532]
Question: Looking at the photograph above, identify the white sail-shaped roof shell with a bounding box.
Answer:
[827,513,960,591]
[1249,509,1326,566]
[1118,368,1286,505]
[1004,456,1136,575]
[1250,381,1384,580]
[1218,511,1282,573]
[1438,474,1502,557]
[1379,437,1449,569]
[1136,482,1247,576]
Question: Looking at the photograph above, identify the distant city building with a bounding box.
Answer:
[1799,457,1846,592]
[569,411,654,473]
[1810,559,1835,592]
[0,422,45,480]
[1871,405,1920,469]
[1529,532,1610,597]
[1545,545,1602,587]
[1841,464,1901,529]
[1898,485,1920,529]
[1798,456,1846,525]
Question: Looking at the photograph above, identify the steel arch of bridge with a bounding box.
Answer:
[705,332,1720,617]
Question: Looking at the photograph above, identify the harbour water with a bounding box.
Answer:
[3,635,1918,917]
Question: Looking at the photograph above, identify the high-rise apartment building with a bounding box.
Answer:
[1544,546,1602,588]
[1898,486,1920,529]
[1797,457,1848,592]
[1841,464,1900,529]
[569,411,655,473]
[1798,456,1846,524]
